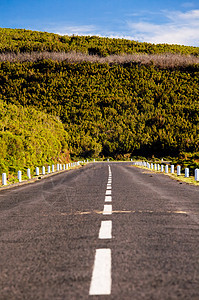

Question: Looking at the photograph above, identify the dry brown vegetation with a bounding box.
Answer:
[0,51,199,68]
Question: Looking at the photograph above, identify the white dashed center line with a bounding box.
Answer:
[105,195,112,202]
[103,204,112,215]
[89,249,112,295]
[99,220,112,239]
[106,189,112,195]
[89,165,113,296]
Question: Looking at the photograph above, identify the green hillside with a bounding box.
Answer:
[0,100,69,178]
[0,28,199,56]
[0,28,198,174]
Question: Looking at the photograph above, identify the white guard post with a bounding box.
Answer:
[195,169,199,181]
[177,165,181,176]
[18,170,22,182]
[36,167,39,176]
[2,173,7,185]
[27,168,31,179]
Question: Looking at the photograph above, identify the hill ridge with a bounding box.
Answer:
[0,27,199,56]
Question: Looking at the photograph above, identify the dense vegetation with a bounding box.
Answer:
[0,100,69,177]
[0,60,198,160]
[0,28,198,177]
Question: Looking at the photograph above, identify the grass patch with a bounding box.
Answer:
[133,164,199,186]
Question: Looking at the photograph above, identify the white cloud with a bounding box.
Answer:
[167,9,199,22]
[126,9,199,46]
[47,9,199,46]
[56,25,98,36]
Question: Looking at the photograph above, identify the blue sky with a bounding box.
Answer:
[0,0,198,46]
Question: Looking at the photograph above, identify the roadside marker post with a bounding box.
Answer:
[2,173,7,185]
[165,165,168,173]
[195,169,199,181]
[27,168,31,179]
[18,171,22,182]
[185,168,189,178]
[36,167,39,176]
[177,165,181,176]
[161,165,164,172]
[171,165,174,173]
[42,166,45,175]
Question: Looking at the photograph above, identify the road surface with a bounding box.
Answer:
[0,162,199,299]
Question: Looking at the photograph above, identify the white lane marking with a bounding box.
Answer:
[105,195,112,202]
[89,249,112,295]
[106,190,111,195]
[107,184,111,187]
[103,204,112,215]
[108,180,112,184]
[106,186,111,190]
[98,221,112,239]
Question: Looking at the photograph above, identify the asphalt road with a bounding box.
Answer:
[0,162,199,299]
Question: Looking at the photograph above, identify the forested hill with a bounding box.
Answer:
[0,28,199,175]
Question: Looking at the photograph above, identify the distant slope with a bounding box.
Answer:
[0,27,199,56]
